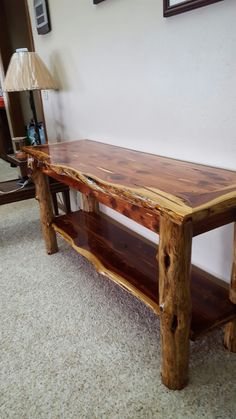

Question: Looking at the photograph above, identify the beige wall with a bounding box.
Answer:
[27,0,236,282]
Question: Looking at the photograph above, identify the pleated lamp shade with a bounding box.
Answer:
[3,49,57,92]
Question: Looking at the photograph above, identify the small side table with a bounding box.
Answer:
[0,104,13,160]
[6,153,28,178]
[0,154,71,215]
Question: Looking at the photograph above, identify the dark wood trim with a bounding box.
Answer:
[0,1,26,137]
[0,2,23,138]
[24,0,34,50]
[0,107,13,159]
[24,0,48,143]
[0,177,69,206]
[0,0,48,143]
[0,2,12,73]
[163,0,223,17]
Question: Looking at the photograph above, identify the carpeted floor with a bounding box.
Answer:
[0,159,236,418]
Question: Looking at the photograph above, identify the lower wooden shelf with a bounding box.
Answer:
[52,210,236,340]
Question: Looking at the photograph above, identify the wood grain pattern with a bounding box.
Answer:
[51,210,236,340]
[158,216,192,389]
[24,139,236,390]
[33,169,58,254]
[0,107,13,159]
[224,320,236,352]
[23,140,236,225]
[229,223,236,304]
[53,210,159,313]
[42,168,160,233]
[224,223,236,352]
[81,193,99,213]
[41,167,236,237]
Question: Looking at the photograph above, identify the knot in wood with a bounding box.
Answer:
[164,252,171,270]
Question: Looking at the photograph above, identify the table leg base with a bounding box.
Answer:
[224,320,236,352]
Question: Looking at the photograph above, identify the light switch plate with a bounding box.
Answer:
[41,90,48,100]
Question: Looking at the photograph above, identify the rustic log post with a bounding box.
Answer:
[229,223,236,304]
[224,321,236,352]
[158,215,193,390]
[81,193,99,213]
[33,169,58,254]
[224,223,236,352]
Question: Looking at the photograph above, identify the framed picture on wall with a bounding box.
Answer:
[34,0,51,34]
[163,0,223,17]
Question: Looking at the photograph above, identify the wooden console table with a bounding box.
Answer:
[23,139,236,390]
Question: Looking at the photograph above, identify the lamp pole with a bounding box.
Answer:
[29,90,41,145]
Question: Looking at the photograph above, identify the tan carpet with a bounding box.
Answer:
[0,197,236,418]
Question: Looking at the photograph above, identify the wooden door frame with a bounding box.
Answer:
[0,0,47,143]
[24,0,48,142]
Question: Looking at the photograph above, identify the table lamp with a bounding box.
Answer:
[3,48,57,145]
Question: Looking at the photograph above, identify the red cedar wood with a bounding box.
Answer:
[24,140,236,389]
[224,223,236,352]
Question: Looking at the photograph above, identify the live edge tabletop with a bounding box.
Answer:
[23,139,236,390]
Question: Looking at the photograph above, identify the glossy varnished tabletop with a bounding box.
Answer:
[24,139,236,223]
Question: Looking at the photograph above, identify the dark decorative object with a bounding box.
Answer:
[163,0,223,17]
[34,0,51,34]
[93,0,106,4]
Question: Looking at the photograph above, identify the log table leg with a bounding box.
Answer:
[158,215,193,390]
[33,169,58,255]
[224,223,236,352]
[81,193,99,213]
